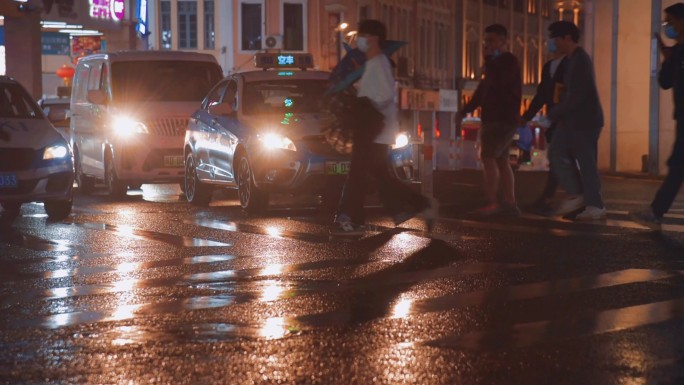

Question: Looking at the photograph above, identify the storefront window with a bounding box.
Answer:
[161,0,172,50]
[283,2,304,51]
[241,1,263,51]
[179,1,198,49]
[204,0,215,49]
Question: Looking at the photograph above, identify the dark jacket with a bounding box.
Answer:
[548,46,604,131]
[659,43,684,133]
[462,52,522,127]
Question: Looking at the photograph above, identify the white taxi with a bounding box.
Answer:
[183,53,413,212]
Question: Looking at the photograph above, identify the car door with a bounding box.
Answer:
[75,61,107,178]
[211,79,240,183]
[192,79,229,181]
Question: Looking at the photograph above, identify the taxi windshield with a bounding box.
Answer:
[242,79,327,115]
[112,61,222,102]
[0,83,42,119]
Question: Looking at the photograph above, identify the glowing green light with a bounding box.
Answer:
[277,71,294,76]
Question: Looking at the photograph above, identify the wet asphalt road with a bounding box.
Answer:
[1,175,684,385]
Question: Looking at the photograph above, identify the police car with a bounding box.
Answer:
[183,53,413,212]
[0,76,74,222]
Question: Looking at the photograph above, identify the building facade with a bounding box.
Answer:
[0,0,147,98]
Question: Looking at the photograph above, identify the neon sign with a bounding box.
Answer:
[89,0,125,22]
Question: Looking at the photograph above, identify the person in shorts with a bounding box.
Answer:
[457,24,522,216]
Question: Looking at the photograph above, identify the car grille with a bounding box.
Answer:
[0,148,38,171]
[146,118,188,136]
[301,135,343,157]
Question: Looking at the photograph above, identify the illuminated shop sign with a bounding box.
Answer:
[89,0,125,21]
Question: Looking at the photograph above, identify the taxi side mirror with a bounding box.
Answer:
[209,101,235,116]
[87,89,107,105]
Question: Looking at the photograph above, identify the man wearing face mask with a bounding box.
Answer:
[546,21,605,221]
[457,24,522,216]
[632,3,684,228]
[521,43,569,215]
[332,19,437,235]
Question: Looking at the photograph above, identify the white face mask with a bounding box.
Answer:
[357,36,369,52]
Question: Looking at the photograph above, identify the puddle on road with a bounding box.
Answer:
[73,222,231,247]
[190,218,331,243]
[0,230,71,251]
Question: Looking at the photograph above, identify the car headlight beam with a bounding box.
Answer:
[43,144,69,160]
[261,133,296,151]
[113,116,149,137]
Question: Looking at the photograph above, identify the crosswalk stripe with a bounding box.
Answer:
[293,268,683,328]
[424,295,684,350]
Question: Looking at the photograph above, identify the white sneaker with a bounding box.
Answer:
[575,206,606,221]
[330,221,366,236]
[555,196,585,216]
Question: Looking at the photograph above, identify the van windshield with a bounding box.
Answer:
[111,61,222,102]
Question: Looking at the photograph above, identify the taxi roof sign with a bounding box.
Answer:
[254,53,314,70]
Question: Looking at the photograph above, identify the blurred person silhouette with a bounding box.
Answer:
[632,3,684,228]
[331,19,437,235]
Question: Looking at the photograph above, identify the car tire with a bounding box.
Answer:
[75,149,95,195]
[185,154,213,206]
[0,202,21,223]
[237,154,268,213]
[44,199,72,220]
[105,152,128,198]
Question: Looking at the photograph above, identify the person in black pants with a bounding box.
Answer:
[521,49,568,215]
[633,3,684,228]
[332,19,437,235]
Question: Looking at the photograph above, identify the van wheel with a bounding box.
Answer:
[75,149,95,194]
[44,199,72,220]
[105,154,127,198]
[185,154,213,206]
[237,154,268,213]
[0,202,21,223]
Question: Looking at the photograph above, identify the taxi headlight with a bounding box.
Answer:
[113,116,149,137]
[43,144,69,160]
[260,133,297,151]
[393,133,409,149]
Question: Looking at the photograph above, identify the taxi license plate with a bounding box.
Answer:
[325,161,351,175]
[163,155,184,167]
[0,173,18,188]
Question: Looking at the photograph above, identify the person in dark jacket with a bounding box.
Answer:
[457,24,523,216]
[521,48,569,215]
[632,3,684,228]
[546,21,606,221]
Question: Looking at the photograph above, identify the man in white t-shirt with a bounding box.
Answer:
[332,19,437,235]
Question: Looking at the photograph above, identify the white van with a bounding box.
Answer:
[70,51,222,197]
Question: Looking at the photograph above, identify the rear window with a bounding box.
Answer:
[111,60,222,102]
[242,79,328,115]
[0,83,42,119]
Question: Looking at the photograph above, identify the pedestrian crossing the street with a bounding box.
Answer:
[2,211,684,356]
